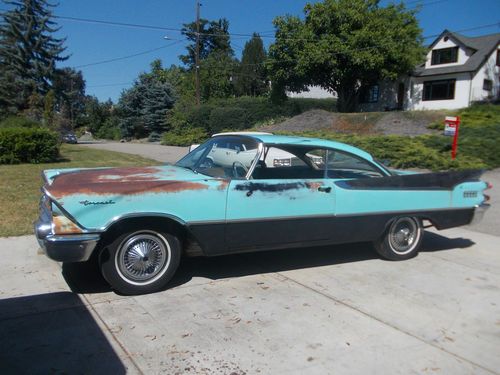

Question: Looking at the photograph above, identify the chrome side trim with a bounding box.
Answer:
[96,212,187,233]
[42,187,89,232]
[187,207,475,225]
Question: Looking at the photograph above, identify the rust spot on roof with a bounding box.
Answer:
[47,167,209,198]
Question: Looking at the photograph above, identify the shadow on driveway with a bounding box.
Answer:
[0,292,127,374]
[59,230,475,294]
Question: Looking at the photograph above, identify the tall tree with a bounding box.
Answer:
[267,0,425,112]
[235,33,268,97]
[180,18,233,68]
[52,67,86,128]
[0,0,68,113]
[117,62,176,138]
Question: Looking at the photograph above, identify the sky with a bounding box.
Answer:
[7,0,500,102]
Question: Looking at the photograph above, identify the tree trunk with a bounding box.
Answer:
[336,84,358,112]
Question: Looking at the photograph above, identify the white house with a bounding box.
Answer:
[287,85,337,99]
[359,30,500,111]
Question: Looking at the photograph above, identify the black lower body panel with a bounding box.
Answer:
[187,208,475,256]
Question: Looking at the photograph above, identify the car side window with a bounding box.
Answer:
[325,150,384,178]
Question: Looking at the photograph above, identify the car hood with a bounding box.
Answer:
[44,165,212,200]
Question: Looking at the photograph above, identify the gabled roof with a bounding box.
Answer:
[413,30,500,77]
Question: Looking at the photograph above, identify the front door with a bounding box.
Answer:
[224,178,336,252]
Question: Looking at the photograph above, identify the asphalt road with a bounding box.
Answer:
[1,142,498,374]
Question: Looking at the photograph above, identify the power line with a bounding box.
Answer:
[74,40,184,69]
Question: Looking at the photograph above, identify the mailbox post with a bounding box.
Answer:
[444,116,461,160]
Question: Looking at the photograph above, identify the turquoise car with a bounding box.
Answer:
[35,134,490,295]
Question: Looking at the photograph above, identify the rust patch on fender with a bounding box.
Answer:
[49,181,209,198]
[48,167,209,198]
[57,166,164,184]
[53,216,83,234]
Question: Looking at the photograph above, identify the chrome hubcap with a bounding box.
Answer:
[389,218,418,254]
[117,233,168,283]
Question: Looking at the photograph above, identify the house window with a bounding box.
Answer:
[483,79,493,91]
[431,47,459,65]
[497,50,500,66]
[423,79,456,101]
[360,85,379,103]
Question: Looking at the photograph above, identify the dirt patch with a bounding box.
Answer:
[259,109,447,136]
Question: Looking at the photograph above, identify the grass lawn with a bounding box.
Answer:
[0,144,160,237]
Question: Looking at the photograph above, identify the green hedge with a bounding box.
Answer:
[0,127,60,164]
[287,130,490,171]
[161,127,208,147]
[170,97,337,134]
[0,116,41,129]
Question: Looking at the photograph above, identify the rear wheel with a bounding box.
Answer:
[374,217,423,261]
[100,229,180,295]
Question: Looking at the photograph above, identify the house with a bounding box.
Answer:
[359,30,500,111]
[287,85,337,99]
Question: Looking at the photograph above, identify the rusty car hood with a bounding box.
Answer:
[44,165,217,199]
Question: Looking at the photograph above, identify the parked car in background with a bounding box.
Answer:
[61,132,78,144]
[35,134,490,295]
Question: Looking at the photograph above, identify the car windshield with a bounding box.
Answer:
[176,136,261,178]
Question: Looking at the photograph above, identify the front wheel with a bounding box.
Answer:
[100,229,181,295]
[374,217,423,261]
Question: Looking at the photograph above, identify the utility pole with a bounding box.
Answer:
[195,0,201,106]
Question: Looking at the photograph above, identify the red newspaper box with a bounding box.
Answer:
[444,116,461,159]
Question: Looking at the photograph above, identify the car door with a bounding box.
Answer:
[224,147,336,252]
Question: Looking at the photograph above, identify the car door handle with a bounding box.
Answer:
[318,186,332,193]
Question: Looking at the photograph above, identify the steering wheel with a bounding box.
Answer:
[232,161,248,178]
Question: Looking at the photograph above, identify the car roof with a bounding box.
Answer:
[213,134,374,161]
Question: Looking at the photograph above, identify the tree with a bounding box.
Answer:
[180,18,233,68]
[52,67,86,128]
[235,33,268,97]
[117,63,176,138]
[199,52,237,100]
[267,0,425,112]
[0,0,68,112]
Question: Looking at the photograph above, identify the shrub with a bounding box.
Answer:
[0,127,60,164]
[148,132,162,142]
[208,107,249,133]
[161,127,208,147]
[168,97,337,134]
[287,130,488,171]
[95,118,121,140]
[0,116,41,129]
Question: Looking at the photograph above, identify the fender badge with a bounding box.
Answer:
[79,200,116,206]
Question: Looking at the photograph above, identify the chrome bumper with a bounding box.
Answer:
[470,203,490,225]
[34,196,100,263]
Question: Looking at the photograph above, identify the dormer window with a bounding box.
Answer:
[431,46,459,65]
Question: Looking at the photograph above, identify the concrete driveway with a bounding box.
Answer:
[1,142,499,374]
[1,227,499,374]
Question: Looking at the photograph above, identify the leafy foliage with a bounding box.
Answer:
[0,116,41,128]
[267,0,425,112]
[117,62,175,138]
[0,0,68,114]
[180,18,234,68]
[161,127,208,146]
[0,126,59,164]
[235,33,268,97]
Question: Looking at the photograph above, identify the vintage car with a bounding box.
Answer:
[35,134,490,295]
